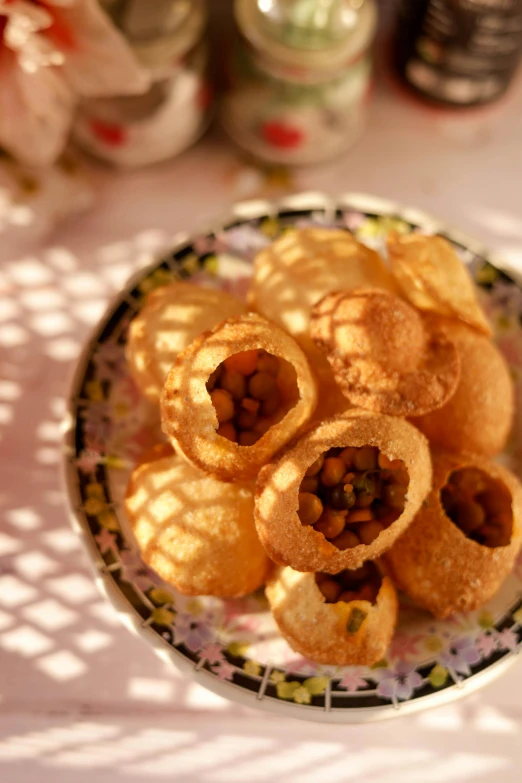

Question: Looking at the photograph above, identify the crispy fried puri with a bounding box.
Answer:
[161,313,318,483]
[248,228,396,338]
[384,451,522,619]
[125,450,270,597]
[387,232,491,336]
[266,564,398,666]
[310,289,460,417]
[412,319,514,457]
[255,410,432,573]
[126,282,246,401]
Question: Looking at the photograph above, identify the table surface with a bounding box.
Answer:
[1,65,522,783]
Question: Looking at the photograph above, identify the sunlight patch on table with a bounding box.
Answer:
[36,649,87,680]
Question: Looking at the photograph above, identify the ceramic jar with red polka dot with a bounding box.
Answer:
[73,0,211,168]
[220,0,377,166]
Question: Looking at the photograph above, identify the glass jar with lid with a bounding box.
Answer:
[73,0,212,168]
[220,0,378,165]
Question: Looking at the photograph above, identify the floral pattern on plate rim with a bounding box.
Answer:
[65,199,522,716]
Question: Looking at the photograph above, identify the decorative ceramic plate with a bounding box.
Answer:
[63,192,522,723]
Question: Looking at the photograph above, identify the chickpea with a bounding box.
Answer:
[224,350,259,375]
[339,564,372,587]
[241,397,260,414]
[330,529,360,550]
[358,520,385,545]
[217,421,237,441]
[321,457,346,487]
[354,492,374,508]
[206,367,222,392]
[452,500,485,534]
[338,590,358,603]
[383,483,407,510]
[249,371,277,401]
[339,447,357,468]
[300,476,319,494]
[254,418,272,436]
[327,486,356,511]
[261,390,281,418]
[317,578,342,603]
[210,389,235,423]
[378,452,393,470]
[257,352,280,376]
[305,455,324,477]
[314,508,347,540]
[298,492,323,526]
[238,431,259,447]
[353,447,378,472]
[237,409,258,430]
[356,583,378,603]
[347,508,374,524]
[221,370,246,400]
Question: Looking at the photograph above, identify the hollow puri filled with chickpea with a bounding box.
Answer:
[384,451,522,619]
[297,445,409,551]
[266,562,398,666]
[126,281,246,402]
[161,313,317,482]
[206,348,299,447]
[255,409,432,573]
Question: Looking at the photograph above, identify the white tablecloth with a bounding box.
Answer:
[1,70,522,782]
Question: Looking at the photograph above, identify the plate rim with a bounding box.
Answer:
[62,190,522,723]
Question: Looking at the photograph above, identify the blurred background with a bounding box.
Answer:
[1,2,522,782]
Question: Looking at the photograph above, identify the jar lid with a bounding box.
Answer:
[103,0,206,66]
[235,0,377,72]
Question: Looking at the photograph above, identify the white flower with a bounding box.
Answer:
[0,0,149,166]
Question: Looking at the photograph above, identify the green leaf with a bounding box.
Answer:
[428,664,448,688]
[347,607,367,634]
[370,659,388,669]
[276,681,301,700]
[512,606,522,625]
[303,676,329,696]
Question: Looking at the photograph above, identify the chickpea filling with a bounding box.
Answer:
[297,446,409,550]
[441,468,513,548]
[316,563,382,633]
[206,350,299,446]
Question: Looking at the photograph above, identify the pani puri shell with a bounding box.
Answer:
[310,289,460,417]
[161,313,318,482]
[266,566,398,666]
[297,334,352,420]
[255,409,432,573]
[125,450,270,597]
[412,319,514,457]
[387,232,491,336]
[384,451,522,618]
[248,228,396,338]
[126,282,246,401]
